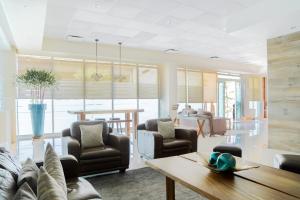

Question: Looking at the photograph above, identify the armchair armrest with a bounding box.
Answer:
[62,128,71,137]
[137,130,163,159]
[60,155,79,179]
[175,129,197,152]
[108,134,130,167]
[64,136,81,161]
[36,155,79,180]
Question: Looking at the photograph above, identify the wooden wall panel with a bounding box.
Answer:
[267,31,300,153]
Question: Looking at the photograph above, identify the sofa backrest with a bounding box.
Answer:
[70,121,110,145]
[145,118,172,131]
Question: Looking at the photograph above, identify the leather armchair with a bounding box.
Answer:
[62,121,130,175]
[137,118,197,159]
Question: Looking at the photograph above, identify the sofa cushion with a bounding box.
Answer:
[17,158,39,194]
[80,146,120,160]
[71,121,109,145]
[145,118,171,131]
[0,152,21,181]
[80,124,104,149]
[0,168,16,200]
[37,167,67,200]
[44,144,67,195]
[67,177,101,200]
[14,182,37,200]
[158,121,175,139]
[163,139,191,149]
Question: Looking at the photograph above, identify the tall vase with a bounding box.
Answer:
[29,104,47,138]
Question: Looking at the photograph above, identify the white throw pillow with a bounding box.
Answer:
[44,143,67,195]
[157,120,175,139]
[80,124,104,149]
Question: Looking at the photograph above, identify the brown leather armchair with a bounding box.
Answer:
[62,120,130,175]
[137,118,197,159]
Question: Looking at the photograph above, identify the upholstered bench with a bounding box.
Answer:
[213,145,242,157]
[274,154,300,174]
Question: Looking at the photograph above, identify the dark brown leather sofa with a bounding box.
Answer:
[62,120,130,175]
[0,148,101,200]
[137,118,197,159]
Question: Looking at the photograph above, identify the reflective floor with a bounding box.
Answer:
[15,119,299,169]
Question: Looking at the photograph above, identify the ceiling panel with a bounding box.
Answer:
[44,0,300,69]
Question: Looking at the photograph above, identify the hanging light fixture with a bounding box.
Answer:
[117,42,127,82]
[91,38,103,81]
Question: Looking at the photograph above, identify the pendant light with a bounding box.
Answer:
[91,38,103,81]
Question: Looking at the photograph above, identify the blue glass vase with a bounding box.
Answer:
[29,104,47,138]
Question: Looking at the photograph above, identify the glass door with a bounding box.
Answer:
[218,76,241,120]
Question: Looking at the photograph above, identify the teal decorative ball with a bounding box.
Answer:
[216,153,236,171]
[209,152,220,166]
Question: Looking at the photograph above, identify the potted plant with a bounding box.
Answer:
[17,69,56,138]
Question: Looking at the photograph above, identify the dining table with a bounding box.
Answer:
[68,109,144,138]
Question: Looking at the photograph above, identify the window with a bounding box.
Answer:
[16,55,160,136]
[138,66,159,123]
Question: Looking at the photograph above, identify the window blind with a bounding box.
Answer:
[85,61,112,99]
[52,59,84,99]
[247,76,262,101]
[17,56,52,99]
[113,64,137,99]
[138,66,158,99]
[187,71,203,103]
[177,69,187,103]
[203,72,217,102]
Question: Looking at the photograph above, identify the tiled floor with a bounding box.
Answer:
[15,119,299,169]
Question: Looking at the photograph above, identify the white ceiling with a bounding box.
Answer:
[2,0,300,70]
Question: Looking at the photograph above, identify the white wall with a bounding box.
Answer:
[0,49,16,149]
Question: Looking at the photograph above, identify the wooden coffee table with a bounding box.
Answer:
[146,153,300,200]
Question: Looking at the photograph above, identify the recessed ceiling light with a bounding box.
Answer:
[210,56,219,59]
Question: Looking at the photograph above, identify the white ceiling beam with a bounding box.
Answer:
[1,0,48,50]
[226,0,300,33]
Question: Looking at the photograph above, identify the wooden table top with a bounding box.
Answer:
[146,154,300,200]
[68,109,144,114]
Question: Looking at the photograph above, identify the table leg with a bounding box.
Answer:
[133,111,139,139]
[196,119,205,137]
[79,113,86,121]
[166,177,175,200]
[125,112,131,136]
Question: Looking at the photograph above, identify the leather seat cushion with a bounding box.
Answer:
[274,154,300,174]
[163,139,191,149]
[67,177,101,200]
[80,146,120,160]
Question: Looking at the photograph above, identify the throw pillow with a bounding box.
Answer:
[17,158,39,194]
[14,182,37,200]
[80,124,104,149]
[157,120,175,139]
[43,143,67,195]
[37,167,67,200]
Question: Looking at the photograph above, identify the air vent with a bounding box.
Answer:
[66,35,84,42]
[164,48,179,54]
[210,56,220,59]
